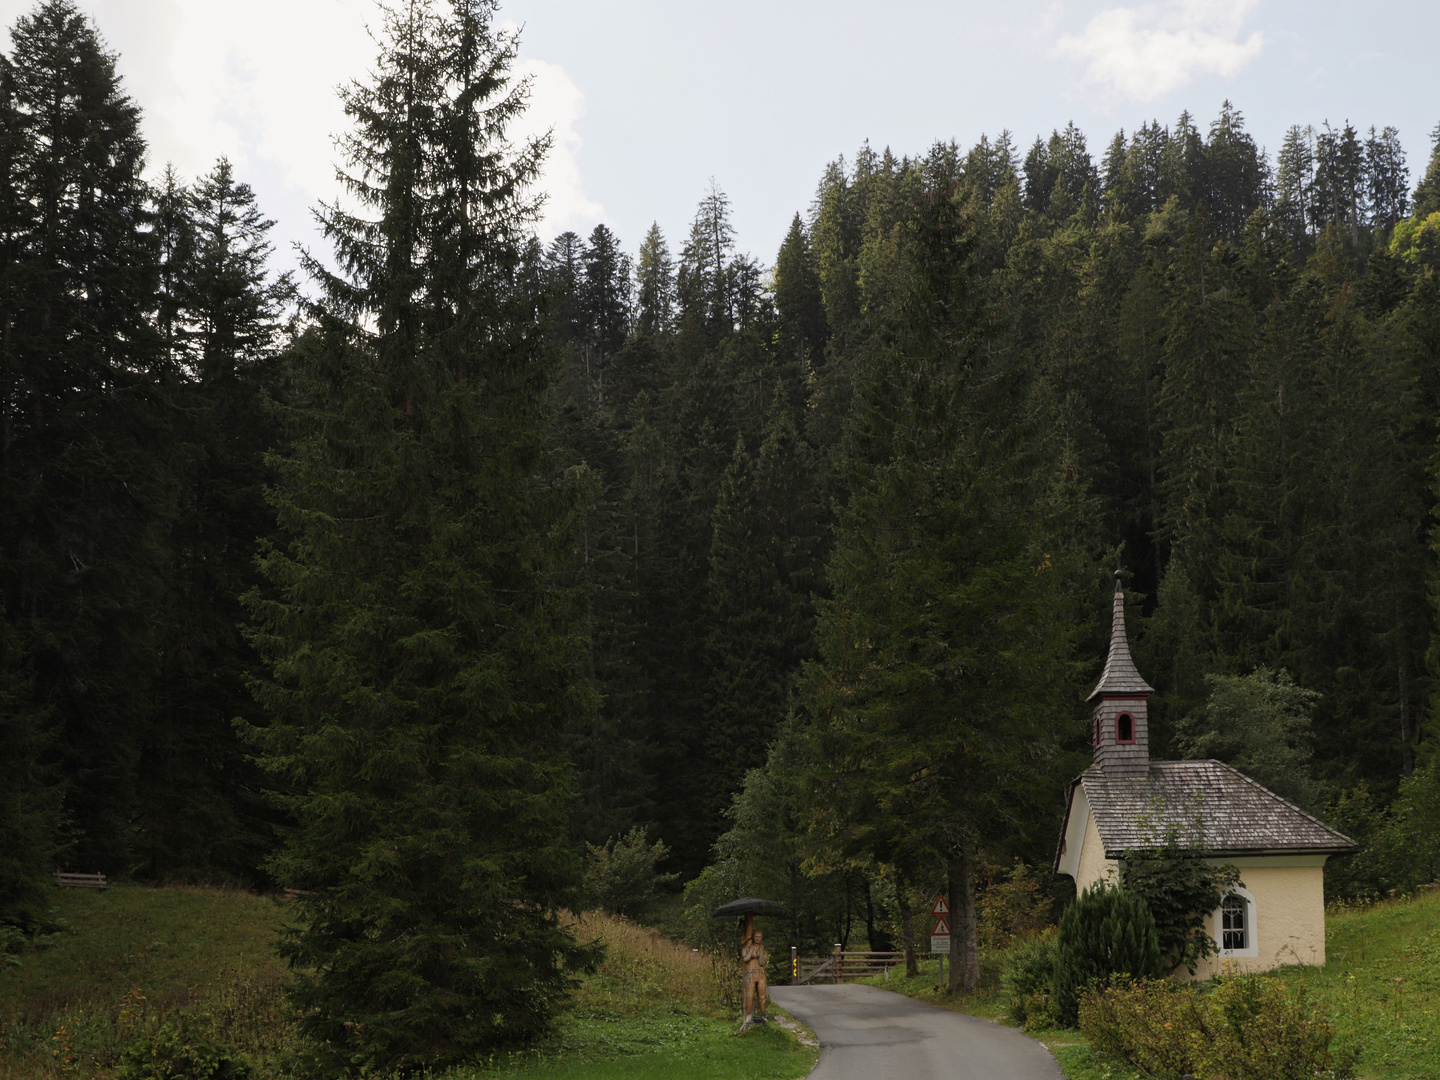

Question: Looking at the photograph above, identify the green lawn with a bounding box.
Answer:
[18,883,1435,1079]
[0,887,816,1080]
[0,884,294,1080]
[1287,889,1440,1080]
[459,1016,813,1080]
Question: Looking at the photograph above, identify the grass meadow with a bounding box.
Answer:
[0,887,815,1080]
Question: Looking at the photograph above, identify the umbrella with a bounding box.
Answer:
[711,897,787,918]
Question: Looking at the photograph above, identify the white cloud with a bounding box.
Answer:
[1053,0,1264,101]
[1034,1,1064,38]
[0,1,601,247]
[506,51,606,243]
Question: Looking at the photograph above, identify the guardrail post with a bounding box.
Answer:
[791,945,798,985]
[833,943,842,984]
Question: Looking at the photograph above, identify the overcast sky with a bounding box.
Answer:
[3,0,1435,277]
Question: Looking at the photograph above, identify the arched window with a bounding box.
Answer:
[1221,895,1247,950]
[1093,715,1102,748]
[1215,889,1258,958]
[1116,713,1135,744]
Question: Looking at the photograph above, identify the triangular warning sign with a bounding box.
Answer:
[930,894,950,916]
[931,916,951,936]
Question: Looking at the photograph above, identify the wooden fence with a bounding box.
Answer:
[791,945,905,985]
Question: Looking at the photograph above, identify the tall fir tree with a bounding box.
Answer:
[544,230,586,346]
[139,157,292,879]
[677,180,736,339]
[0,0,170,873]
[773,213,828,373]
[581,225,629,359]
[241,1,595,1068]
[1201,101,1267,243]
[1159,110,1205,210]
[1274,124,1316,252]
[1314,121,1365,247]
[804,182,1077,993]
[1412,123,1440,219]
[702,387,822,820]
[633,222,675,337]
[1365,125,1409,235]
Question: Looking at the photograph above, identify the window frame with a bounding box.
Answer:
[1115,712,1135,745]
[1213,887,1258,959]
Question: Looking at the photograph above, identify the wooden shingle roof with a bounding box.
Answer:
[1088,577,1153,702]
[1078,760,1356,857]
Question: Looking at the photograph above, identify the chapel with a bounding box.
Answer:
[1054,572,1356,977]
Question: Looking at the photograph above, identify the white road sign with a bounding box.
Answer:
[930,915,951,953]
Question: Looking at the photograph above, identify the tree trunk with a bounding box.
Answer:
[947,846,980,993]
[896,871,918,977]
[862,873,894,951]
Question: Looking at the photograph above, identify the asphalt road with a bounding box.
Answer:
[770,984,1065,1080]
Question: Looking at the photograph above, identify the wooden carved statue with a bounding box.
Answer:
[709,897,784,1025]
[741,917,768,1020]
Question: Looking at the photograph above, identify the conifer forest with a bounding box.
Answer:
[7,0,1440,1066]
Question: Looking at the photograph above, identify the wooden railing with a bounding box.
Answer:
[54,872,107,890]
[792,945,905,985]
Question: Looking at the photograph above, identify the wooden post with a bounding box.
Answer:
[832,942,842,984]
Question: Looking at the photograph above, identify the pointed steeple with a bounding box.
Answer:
[1088,570,1153,703]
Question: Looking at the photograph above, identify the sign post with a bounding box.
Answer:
[929,893,951,983]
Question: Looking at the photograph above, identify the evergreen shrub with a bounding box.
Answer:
[1052,882,1164,1027]
[999,929,1058,1029]
[1079,974,1359,1080]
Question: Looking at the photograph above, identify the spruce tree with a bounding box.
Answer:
[703,388,822,818]
[803,182,1078,993]
[141,157,292,879]
[1201,102,1266,243]
[544,230,586,347]
[1365,125,1409,235]
[1159,110,1205,209]
[677,181,736,338]
[773,213,827,372]
[0,0,169,871]
[1412,123,1440,219]
[633,222,675,337]
[1314,121,1365,246]
[1274,124,1317,252]
[579,222,630,399]
[242,1,595,1068]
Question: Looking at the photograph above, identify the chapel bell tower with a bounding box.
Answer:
[1089,570,1153,778]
